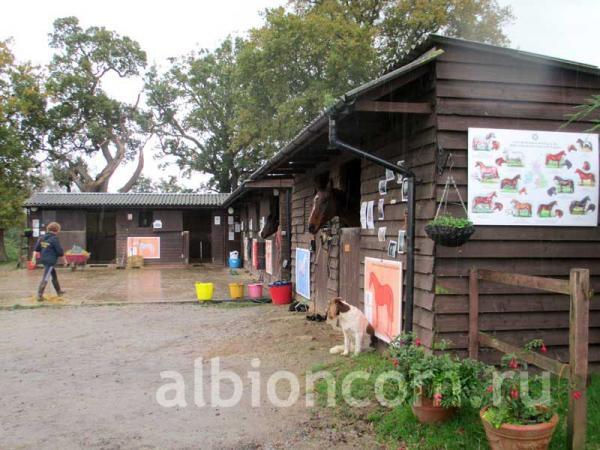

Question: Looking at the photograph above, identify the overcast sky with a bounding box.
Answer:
[2,0,599,191]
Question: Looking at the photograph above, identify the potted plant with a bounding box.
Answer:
[390,334,490,424]
[425,215,475,247]
[480,348,560,450]
[23,228,33,238]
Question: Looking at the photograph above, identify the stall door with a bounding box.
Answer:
[339,228,361,308]
[314,234,330,315]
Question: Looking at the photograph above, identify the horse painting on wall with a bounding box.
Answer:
[363,257,402,343]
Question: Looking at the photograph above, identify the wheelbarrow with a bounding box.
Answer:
[64,253,90,271]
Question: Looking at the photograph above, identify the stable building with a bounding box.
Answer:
[23,192,237,266]
[246,34,600,365]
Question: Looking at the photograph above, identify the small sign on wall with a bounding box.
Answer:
[153,220,162,229]
[214,216,221,226]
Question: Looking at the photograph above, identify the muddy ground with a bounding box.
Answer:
[0,265,256,307]
[0,303,381,449]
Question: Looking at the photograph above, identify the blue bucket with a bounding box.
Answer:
[228,257,241,269]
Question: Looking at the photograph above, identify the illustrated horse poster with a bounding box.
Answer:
[127,237,160,259]
[363,257,402,343]
[265,240,273,275]
[295,248,311,299]
[468,128,599,226]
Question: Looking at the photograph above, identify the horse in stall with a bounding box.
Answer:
[260,196,280,239]
[308,179,359,235]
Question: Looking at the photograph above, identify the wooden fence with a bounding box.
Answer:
[469,268,591,450]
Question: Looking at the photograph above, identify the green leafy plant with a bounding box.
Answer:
[481,340,567,428]
[427,215,474,229]
[389,333,491,409]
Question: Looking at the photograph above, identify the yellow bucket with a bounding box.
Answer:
[195,282,214,301]
[228,283,244,299]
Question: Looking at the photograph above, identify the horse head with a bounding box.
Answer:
[260,212,279,239]
[308,179,338,235]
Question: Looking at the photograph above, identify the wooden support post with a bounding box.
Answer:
[567,268,590,450]
[469,268,479,360]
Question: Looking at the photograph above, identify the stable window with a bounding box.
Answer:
[138,211,153,228]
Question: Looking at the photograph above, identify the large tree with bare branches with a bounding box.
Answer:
[45,17,151,192]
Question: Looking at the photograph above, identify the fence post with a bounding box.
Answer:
[567,268,590,450]
[469,268,479,360]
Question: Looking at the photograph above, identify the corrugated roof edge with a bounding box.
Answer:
[23,192,229,208]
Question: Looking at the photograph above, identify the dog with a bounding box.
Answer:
[326,297,376,356]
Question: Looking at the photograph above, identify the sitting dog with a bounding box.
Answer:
[326,297,375,356]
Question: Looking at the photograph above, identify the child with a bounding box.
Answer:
[34,222,65,301]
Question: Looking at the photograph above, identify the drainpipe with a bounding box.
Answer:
[328,115,417,334]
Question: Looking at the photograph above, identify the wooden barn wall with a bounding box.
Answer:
[432,43,600,366]
[29,209,87,260]
[358,112,439,346]
[238,191,290,284]
[115,210,184,265]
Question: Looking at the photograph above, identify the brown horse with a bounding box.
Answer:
[537,201,557,217]
[308,180,359,234]
[260,197,280,239]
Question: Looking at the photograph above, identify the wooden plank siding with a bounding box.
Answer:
[432,42,600,365]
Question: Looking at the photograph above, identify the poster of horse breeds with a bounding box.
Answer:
[363,257,402,343]
[468,128,599,226]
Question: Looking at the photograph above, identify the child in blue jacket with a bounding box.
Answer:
[34,222,65,301]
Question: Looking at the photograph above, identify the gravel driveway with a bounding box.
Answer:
[0,303,378,449]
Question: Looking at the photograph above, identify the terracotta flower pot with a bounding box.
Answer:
[411,396,457,424]
[480,408,559,450]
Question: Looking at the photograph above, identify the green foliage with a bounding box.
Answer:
[45,17,150,192]
[146,37,244,192]
[0,40,45,259]
[481,350,558,428]
[314,351,600,449]
[428,214,474,229]
[292,0,514,68]
[131,175,197,193]
[389,333,491,408]
[566,94,600,131]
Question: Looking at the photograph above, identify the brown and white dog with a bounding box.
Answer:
[326,297,375,356]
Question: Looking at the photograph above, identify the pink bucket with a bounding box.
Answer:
[247,283,264,299]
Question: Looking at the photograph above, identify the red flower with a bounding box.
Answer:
[486,385,494,393]
[572,390,582,400]
[392,358,399,367]
[414,338,421,347]
[510,389,519,400]
[433,392,443,407]
[540,344,548,353]
[508,358,519,369]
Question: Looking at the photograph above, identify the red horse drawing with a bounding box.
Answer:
[545,150,566,166]
[472,192,497,210]
[368,272,394,339]
[475,161,499,180]
[575,169,595,185]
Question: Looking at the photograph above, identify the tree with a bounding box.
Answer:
[131,175,197,193]
[234,5,379,159]
[146,37,244,192]
[45,17,151,193]
[291,0,514,68]
[0,41,46,261]
[567,95,600,131]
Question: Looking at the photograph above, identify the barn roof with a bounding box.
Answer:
[24,192,228,209]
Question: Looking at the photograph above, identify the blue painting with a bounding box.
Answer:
[295,248,311,299]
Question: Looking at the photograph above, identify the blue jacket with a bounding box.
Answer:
[34,232,64,266]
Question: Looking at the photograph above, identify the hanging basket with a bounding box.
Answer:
[425,223,475,247]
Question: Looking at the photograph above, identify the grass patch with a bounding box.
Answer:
[313,352,600,449]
